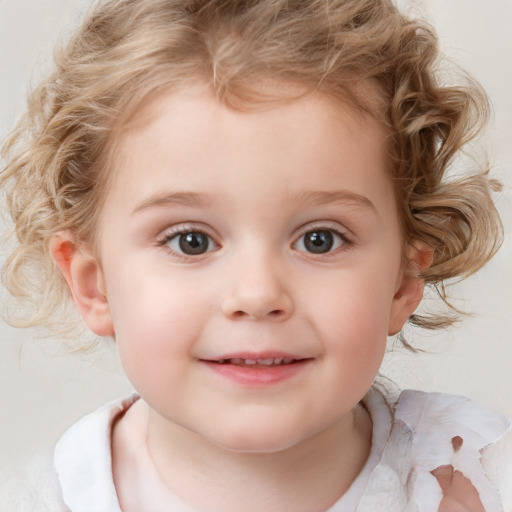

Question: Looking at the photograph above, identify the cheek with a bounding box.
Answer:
[310,262,399,331]
[305,260,400,370]
[104,260,214,366]
[106,257,201,329]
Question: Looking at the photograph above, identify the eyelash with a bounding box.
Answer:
[156,223,354,260]
[156,225,219,259]
[292,224,354,257]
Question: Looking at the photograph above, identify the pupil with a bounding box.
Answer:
[304,230,333,254]
[179,232,209,255]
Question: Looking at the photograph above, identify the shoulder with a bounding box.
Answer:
[54,394,139,512]
[395,389,511,439]
[396,389,512,511]
[356,386,511,511]
[390,389,511,511]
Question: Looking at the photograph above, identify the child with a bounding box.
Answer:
[1,0,511,510]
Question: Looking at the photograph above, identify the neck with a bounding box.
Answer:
[145,403,372,512]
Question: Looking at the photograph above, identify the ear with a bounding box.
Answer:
[50,233,114,337]
[388,240,433,336]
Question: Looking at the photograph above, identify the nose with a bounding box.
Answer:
[221,252,294,322]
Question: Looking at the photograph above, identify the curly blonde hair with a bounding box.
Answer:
[1,0,502,345]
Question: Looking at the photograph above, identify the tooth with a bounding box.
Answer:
[218,359,225,364]
[257,358,274,365]
[283,358,294,364]
[274,358,283,364]
[244,359,257,365]
[231,358,244,365]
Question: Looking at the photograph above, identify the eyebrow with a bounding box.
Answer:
[132,189,377,215]
[132,191,211,214]
[292,190,378,215]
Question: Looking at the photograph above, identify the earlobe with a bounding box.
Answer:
[50,233,114,337]
[388,240,433,336]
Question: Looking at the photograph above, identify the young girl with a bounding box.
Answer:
[1,0,511,510]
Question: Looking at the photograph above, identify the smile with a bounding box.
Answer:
[201,354,313,386]
[216,357,297,366]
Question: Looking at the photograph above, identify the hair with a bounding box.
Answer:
[1,0,502,348]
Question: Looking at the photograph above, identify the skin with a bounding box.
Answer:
[52,84,429,511]
[432,466,486,512]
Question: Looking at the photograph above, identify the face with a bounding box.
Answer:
[90,85,414,452]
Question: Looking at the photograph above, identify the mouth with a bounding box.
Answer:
[200,354,312,386]
[213,357,302,368]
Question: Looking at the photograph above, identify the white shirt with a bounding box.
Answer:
[7,386,511,511]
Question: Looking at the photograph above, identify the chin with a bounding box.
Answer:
[205,423,308,454]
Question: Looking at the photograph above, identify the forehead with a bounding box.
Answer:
[104,84,394,218]
[115,79,388,148]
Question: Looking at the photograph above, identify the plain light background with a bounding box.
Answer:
[0,0,511,484]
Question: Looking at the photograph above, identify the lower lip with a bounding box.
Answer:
[202,360,312,386]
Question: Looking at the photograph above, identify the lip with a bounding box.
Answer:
[200,352,313,386]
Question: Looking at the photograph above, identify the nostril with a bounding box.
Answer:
[229,308,285,320]
[221,290,294,321]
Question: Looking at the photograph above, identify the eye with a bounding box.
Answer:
[294,229,347,254]
[162,230,217,256]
